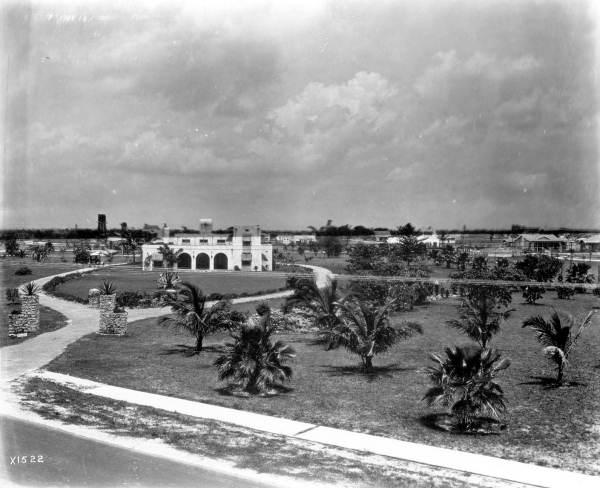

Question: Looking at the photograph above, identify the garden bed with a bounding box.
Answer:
[45,293,600,475]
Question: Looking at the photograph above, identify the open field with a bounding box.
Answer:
[51,267,288,300]
[46,292,600,475]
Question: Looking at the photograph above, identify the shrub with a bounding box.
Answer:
[116,290,145,308]
[14,266,32,276]
[522,286,545,304]
[214,303,295,394]
[556,286,575,300]
[423,345,510,432]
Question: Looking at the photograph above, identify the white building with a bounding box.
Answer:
[142,222,273,272]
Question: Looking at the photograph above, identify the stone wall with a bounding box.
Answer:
[88,288,101,308]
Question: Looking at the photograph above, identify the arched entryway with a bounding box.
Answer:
[196,253,210,270]
[214,253,228,270]
[177,252,192,269]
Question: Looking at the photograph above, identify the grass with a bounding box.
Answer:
[50,267,287,301]
[15,377,529,488]
[45,289,600,475]
[0,257,78,345]
[0,306,69,347]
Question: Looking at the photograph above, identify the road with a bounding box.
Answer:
[0,416,274,488]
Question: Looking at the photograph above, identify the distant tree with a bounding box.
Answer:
[321,235,343,257]
[522,286,545,305]
[73,244,91,264]
[158,244,183,269]
[516,255,562,282]
[122,236,139,264]
[346,244,384,273]
[566,263,594,287]
[30,245,49,262]
[398,235,426,265]
[441,245,455,268]
[455,252,469,271]
[397,222,417,237]
[4,235,19,256]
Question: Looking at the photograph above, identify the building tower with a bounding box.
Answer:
[98,214,107,238]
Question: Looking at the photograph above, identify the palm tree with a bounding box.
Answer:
[333,297,422,371]
[214,304,295,394]
[284,277,343,349]
[447,292,513,349]
[158,244,183,269]
[522,310,595,385]
[423,345,510,432]
[159,282,244,354]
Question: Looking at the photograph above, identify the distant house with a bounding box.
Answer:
[508,234,567,252]
[374,230,391,242]
[416,232,455,248]
[577,234,600,252]
[274,233,317,245]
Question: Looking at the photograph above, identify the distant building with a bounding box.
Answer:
[142,222,273,272]
[98,214,107,237]
[507,234,567,252]
[374,230,391,242]
[577,234,600,252]
[274,233,316,245]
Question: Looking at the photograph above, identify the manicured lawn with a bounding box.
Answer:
[0,258,79,345]
[0,257,82,290]
[46,292,600,475]
[51,267,287,300]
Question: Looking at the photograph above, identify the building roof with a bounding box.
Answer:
[511,233,567,242]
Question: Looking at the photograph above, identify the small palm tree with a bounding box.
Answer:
[423,346,510,432]
[522,310,595,385]
[20,281,40,296]
[284,277,343,349]
[99,280,115,295]
[447,293,513,349]
[333,297,422,371]
[214,304,295,394]
[160,282,244,354]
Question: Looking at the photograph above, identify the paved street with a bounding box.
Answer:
[1,416,275,488]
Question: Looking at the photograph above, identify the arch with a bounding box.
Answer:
[214,253,228,270]
[177,252,192,269]
[196,253,210,270]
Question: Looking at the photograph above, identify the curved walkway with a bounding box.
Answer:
[1,264,333,382]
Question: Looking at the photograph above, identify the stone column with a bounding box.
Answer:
[99,294,117,334]
[20,294,40,332]
[8,312,27,337]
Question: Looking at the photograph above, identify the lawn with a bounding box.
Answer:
[45,290,600,475]
[0,257,82,290]
[0,257,78,345]
[51,267,288,301]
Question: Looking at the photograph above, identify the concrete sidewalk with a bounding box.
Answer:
[26,370,599,488]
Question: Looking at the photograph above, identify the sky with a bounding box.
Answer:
[2,0,599,231]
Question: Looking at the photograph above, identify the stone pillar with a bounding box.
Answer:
[8,312,27,337]
[112,311,128,336]
[20,294,40,332]
[99,294,117,333]
[88,288,101,308]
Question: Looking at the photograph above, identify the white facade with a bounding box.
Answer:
[142,224,273,272]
